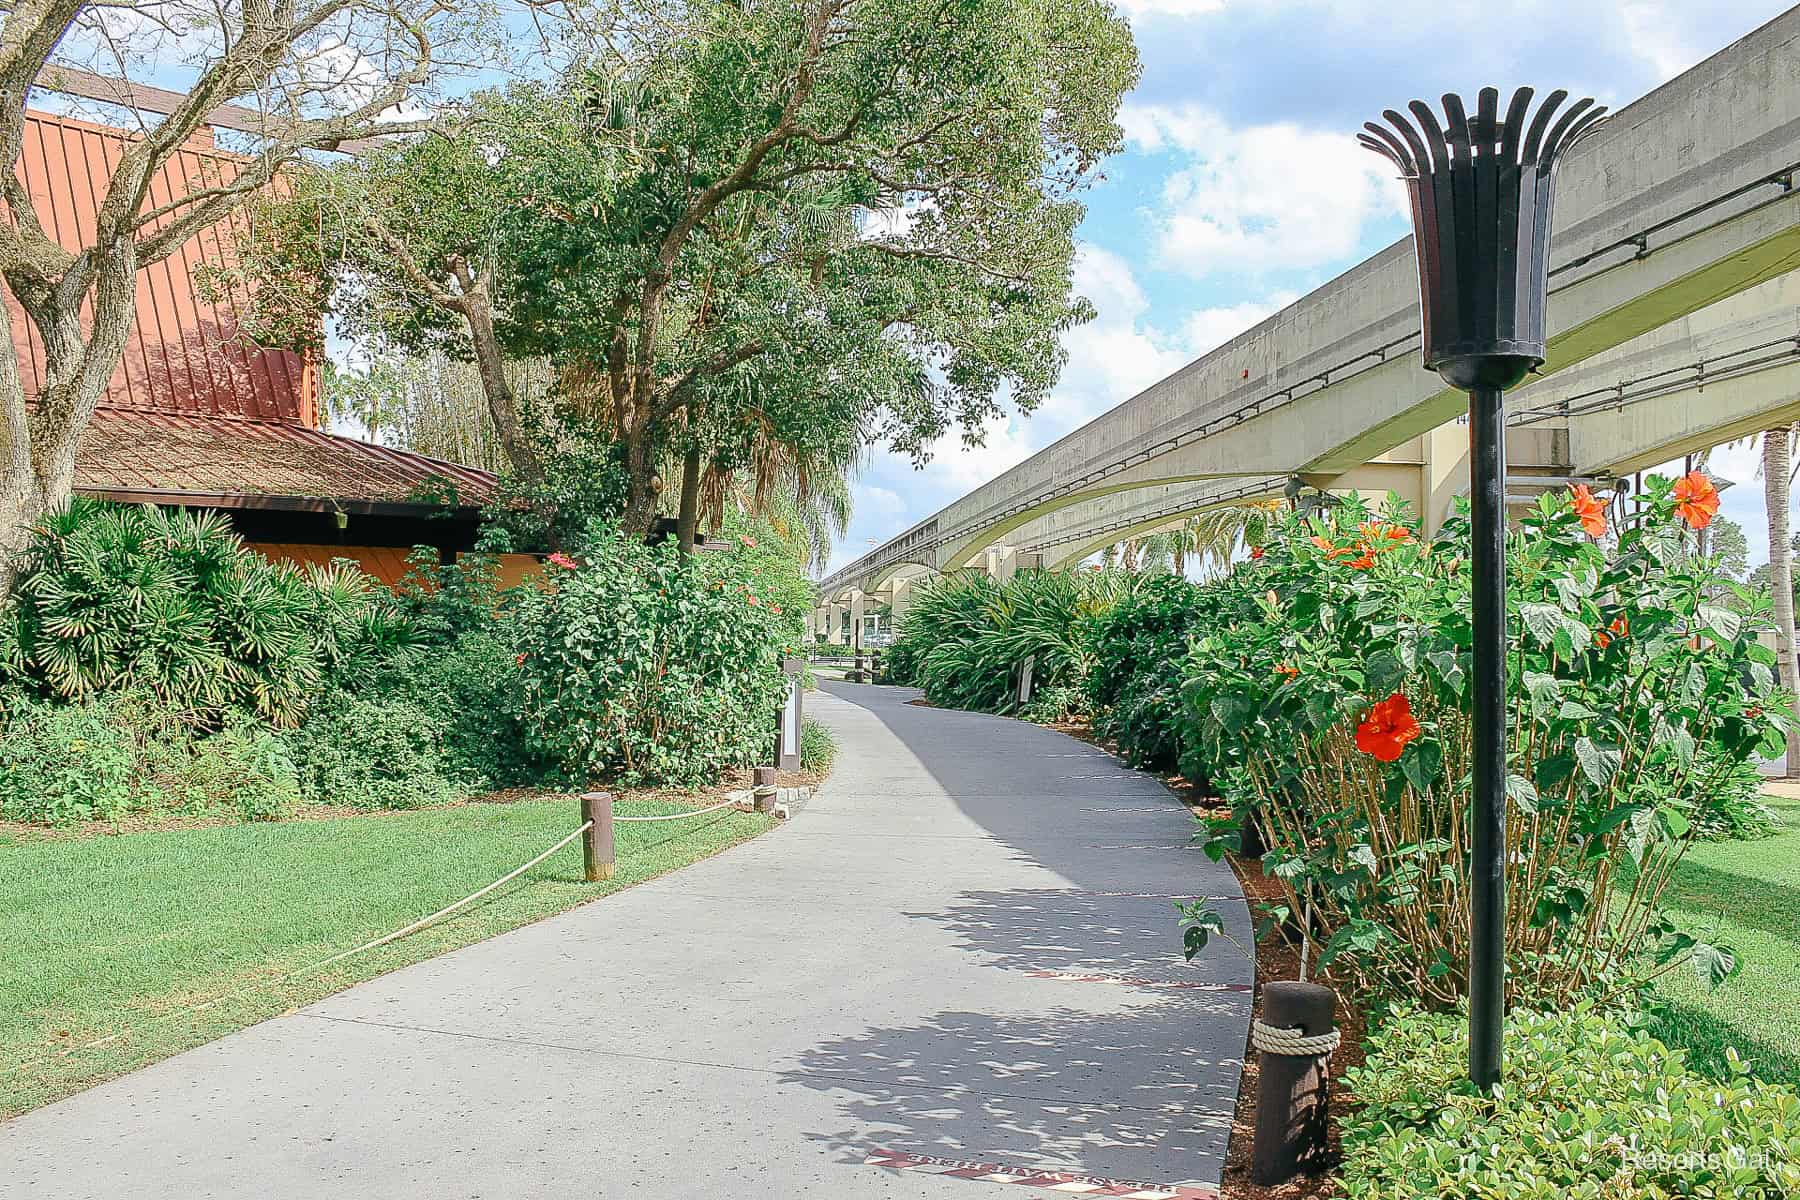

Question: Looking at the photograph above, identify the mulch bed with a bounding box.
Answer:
[1043,716,1363,1199]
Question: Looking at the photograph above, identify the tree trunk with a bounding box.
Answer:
[676,445,702,554]
[0,242,140,598]
[618,428,661,536]
[1764,425,1800,775]
[459,288,541,485]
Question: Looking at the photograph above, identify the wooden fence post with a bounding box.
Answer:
[582,792,615,882]
[1250,980,1337,1185]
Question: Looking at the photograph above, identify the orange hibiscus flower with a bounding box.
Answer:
[1672,471,1720,530]
[1356,692,1422,762]
[1570,485,1608,538]
[1359,521,1410,545]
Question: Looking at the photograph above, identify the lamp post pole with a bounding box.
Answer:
[1360,88,1607,1088]
[1467,384,1508,1087]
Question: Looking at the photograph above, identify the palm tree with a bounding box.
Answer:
[1762,424,1799,775]
[1133,501,1282,580]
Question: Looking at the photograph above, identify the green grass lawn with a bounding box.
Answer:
[1648,788,1800,1087]
[0,796,772,1118]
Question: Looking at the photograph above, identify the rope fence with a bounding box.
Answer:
[8,786,795,1081]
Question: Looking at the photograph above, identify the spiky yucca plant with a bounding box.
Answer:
[5,500,416,727]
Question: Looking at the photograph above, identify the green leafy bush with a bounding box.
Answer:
[176,723,301,821]
[3,500,416,728]
[388,549,550,789]
[1176,480,1791,1005]
[0,695,300,825]
[514,527,790,787]
[1689,751,1780,840]
[284,694,460,810]
[799,717,837,774]
[1342,1004,1800,1198]
[0,698,136,823]
[1019,683,1085,724]
[1083,573,1224,771]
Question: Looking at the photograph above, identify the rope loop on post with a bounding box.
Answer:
[1251,1019,1341,1057]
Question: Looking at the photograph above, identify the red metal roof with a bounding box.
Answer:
[76,410,496,510]
[8,108,316,424]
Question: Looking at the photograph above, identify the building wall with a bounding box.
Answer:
[254,543,546,589]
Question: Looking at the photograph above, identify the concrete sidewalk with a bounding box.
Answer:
[1,682,1252,1199]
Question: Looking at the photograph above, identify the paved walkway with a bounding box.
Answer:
[2,683,1252,1199]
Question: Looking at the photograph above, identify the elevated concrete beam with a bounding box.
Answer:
[823,12,1800,590]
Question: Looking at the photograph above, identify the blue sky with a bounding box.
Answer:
[826,0,1800,573]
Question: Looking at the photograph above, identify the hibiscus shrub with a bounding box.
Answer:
[1176,473,1789,1006]
[514,526,792,787]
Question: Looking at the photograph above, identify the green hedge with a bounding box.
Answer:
[1343,1004,1800,1198]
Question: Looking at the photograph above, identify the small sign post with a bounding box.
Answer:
[777,656,803,770]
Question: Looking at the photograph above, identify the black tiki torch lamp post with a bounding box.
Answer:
[1359,88,1606,1088]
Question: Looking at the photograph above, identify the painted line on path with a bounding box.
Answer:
[1026,969,1253,993]
[860,1148,1219,1198]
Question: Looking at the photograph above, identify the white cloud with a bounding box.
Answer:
[1124,103,1410,278]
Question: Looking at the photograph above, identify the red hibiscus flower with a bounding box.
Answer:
[1570,485,1608,538]
[1250,545,1265,560]
[1672,471,1719,530]
[1356,692,1422,762]
[515,652,527,665]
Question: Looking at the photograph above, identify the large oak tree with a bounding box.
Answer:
[242,0,1139,540]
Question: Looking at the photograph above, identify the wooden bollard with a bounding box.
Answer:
[752,767,778,813]
[581,792,615,882]
[1250,980,1337,1185]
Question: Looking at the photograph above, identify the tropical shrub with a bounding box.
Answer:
[1180,477,1790,1006]
[1084,572,1240,771]
[388,549,551,789]
[886,568,1124,713]
[514,527,791,787]
[284,694,460,810]
[1,500,415,727]
[0,695,300,825]
[1689,750,1780,840]
[1019,682,1086,724]
[799,717,838,774]
[0,697,136,823]
[1342,1003,1800,1198]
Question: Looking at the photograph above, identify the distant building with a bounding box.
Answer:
[5,108,503,585]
